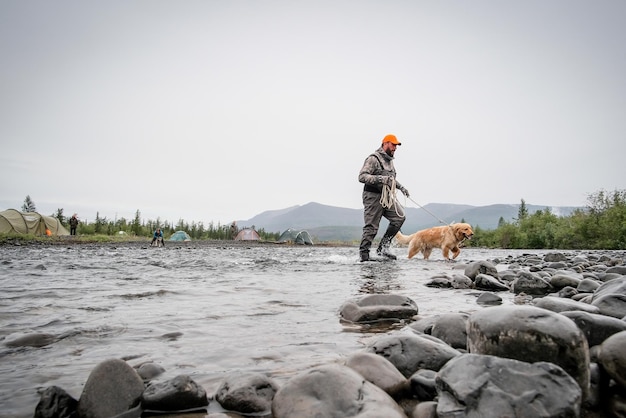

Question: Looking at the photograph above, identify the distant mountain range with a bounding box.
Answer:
[237,202,582,242]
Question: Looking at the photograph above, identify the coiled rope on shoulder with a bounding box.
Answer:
[380,177,405,218]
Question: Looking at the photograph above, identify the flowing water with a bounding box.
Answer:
[0,242,534,417]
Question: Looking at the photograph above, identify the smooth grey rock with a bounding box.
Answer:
[77,358,145,418]
[215,372,277,414]
[436,354,581,418]
[271,364,406,418]
[476,292,502,306]
[345,352,406,397]
[598,330,626,389]
[467,305,590,399]
[591,293,626,319]
[561,310,626,347]
[339,294,418,323]
[142,374,208,412]
[464,260,498,280]
[511,271,553,295]
[474,273,509,291]
[430,313,469,350]
[550,273,582,289]
[532,295,600,314]
[409,369,437,401]
[366,333,460,377]
[34,386,78,418]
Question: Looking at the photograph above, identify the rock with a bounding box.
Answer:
[412,401,437,418]
[591,293,626,319]
[511,271,553,295]
[408,369,437,401]
[474,273,509,291]
[450,274,473,289]
[5,333,57,348]
[271,364,406,418]
[142,374,208,412]
[467,305,590,399]
[549,273,582,289]
[544,252,568,262]
[34,386,78,418]
[135,362,165,381]
[598,330,626,389]
[561,310,626,347]
[557,286,579,298]
[436,354,581,417]
[215,372,277,414]
[605,265,626,275]
[476,291,502,306]
[464,260,498,280]
[77,358,145,418]
[365,332,460,377]
[532,295,600,314]
[344,352,407,398]
[578,278,601,293]
[339,294,418,323]
[430,313,469,350]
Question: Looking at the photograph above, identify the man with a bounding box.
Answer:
[69,214,79,235]
[358,134,409,262]
[151,228,165,247]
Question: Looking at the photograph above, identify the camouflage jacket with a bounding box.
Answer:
[358,147,407,194]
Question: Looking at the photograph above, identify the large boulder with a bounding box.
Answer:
[271,364,406,418]
[467,305,590,399]
[77,358,145,418]
[436,354,581,418]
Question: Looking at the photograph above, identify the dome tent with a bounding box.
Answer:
[169,230,191,241]
[234,228,260,241]
[278,228,313,245]
[0,209,70,236]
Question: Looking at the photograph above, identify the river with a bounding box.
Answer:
[0,242,540,417]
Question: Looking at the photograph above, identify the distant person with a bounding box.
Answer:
[230,221,238,240]
[151,228,165,247]
[358,134,409,262]
[69,214,79,235]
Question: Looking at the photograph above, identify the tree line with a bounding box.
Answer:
[19,196,279,241]
[16,188,626,248]
[469,189,626,250]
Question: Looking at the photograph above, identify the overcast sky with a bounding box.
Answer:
[1,1,624,226]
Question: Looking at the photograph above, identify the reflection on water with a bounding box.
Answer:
[0,244,529,418]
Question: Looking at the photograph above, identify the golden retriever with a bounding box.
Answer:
[395,223,474,260]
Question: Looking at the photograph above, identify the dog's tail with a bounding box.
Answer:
[394,231,413,246]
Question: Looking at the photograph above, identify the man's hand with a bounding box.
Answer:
[400,187,410,198]
[378,175,394,186]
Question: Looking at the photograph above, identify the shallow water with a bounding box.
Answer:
[0,243,539,417]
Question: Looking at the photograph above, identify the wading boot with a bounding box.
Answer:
[360,251,370,262]
[376,236,397,260]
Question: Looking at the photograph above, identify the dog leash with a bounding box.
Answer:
[405,196,454,227]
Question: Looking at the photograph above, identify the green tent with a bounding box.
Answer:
[278,228,313,245]
[0,209,70,236]
[169,230,191,241]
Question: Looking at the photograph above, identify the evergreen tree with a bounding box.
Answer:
[53,208,65,224]
[516,199,528,223]
[132,210,142,236]
[22,195,36,212]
